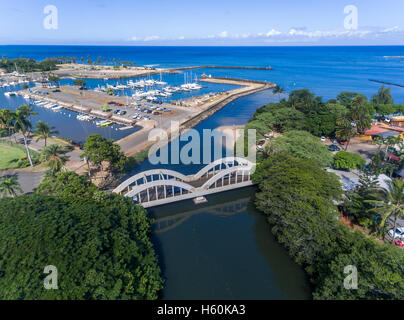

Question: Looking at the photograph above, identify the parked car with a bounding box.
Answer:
[118,110,127,115]
[329,145,341,152]
[388,227,404,240]
[113,109,120,114]
[320,136,326,142]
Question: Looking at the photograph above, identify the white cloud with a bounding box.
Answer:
[266,29,282,37]
[144,35,160,41]
[126,26,403,44]
[218,31,228,38]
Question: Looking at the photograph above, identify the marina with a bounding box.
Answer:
[1,71,274,154]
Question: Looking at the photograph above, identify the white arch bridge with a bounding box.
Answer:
[113,157,256,208]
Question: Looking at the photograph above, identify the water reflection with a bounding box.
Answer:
[149,187,312,300]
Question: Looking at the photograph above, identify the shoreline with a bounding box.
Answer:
[51,63,273,79]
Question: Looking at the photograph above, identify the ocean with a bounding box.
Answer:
[1,45,404,102]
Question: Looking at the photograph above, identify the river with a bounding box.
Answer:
[135,89,312,299]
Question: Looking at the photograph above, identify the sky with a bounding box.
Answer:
[0,0,404,45]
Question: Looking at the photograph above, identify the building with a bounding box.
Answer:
[390,116,404,128]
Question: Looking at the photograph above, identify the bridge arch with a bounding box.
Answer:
[113,169,189,194]
[201,165,254,190]
[126,179,195,203]
[194,157,255,180]
[113,157,256,207]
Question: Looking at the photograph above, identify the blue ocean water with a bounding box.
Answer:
[1,45,404,102]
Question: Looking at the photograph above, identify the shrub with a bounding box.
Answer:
[333,151,365,170]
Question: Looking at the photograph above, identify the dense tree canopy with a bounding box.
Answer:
[253,153,342,264]
[253,153,404,299]
[0,57,57,73]
[270,130,333,167]
[0,173,163,300]
[371,85,395,105]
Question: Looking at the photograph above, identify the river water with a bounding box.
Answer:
[136,89,313,299]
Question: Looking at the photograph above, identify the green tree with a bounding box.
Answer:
[36,171,99,200]
[41,144,69,175]
[335,114,356,151]
[349,98,372,134]
[253,153,342,265]
[32,121,59,147]
[371,85,394,105]
[101,104,110,112]
[81,134,126,180]
[106,88,114,96]
[0,193,163,299]
[0,109,16,136]
[337,92,361,106]
[270,130,333,167]
[366,179,404,244]
[272,85,285,100]
[333,151,365,170]
[343,171,379,227]
[313,226,404,300]
[0,175,22,198]
[13,107,34,167]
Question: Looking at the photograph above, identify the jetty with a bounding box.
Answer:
[369,79,404,88]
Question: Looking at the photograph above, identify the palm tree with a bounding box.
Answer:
[41,144,69,175]
[17,104,37,124]
[383,136,402,161]
[0,175,23,198]
[273,85,285,101]
[0,109,16,136]
[367,179,404,244]
[349,98,372,134]
[13,108,33,167]
[374,136,385,152]
[335,115,356,151]
[32,121,59,147]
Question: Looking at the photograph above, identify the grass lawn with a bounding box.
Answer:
[0,142,27,170]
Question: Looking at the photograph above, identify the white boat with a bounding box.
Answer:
[52,105,63,111]
[181,83,202,90]
[23,94,30,99]
[155,80,167,85]
[76,114,94,121]
[4,92,16,97]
